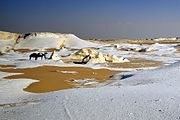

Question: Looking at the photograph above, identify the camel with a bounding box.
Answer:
[29,52,47,60]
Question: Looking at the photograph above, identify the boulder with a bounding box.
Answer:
[146,47,156,52]
[104,54,129,63]
[134,47,145,52]
[121,47,156,52]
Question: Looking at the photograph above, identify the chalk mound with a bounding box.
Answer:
[67,48,129,63]
[15,32,97,50]
[57,33,97,49]
[0,31,98,54]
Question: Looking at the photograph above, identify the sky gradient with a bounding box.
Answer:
[0,0,180,39]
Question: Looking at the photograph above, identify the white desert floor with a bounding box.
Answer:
[1,43,180,120]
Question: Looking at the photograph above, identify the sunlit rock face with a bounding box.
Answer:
[0,31,21,54]
[0,31,21,41]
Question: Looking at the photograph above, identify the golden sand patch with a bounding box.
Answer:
[0,64,16,68]
[43,48,60,52]
[0,58,162,93]
[106,58,162,68]
[13,49,38,53]
[0,66,121,93]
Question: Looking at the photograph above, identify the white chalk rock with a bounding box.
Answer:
[90,53,106,63]
[51,51,61,61]
[1,46,13,54]
[72,48,129,63]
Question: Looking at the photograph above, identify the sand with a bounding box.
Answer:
[107,58,162,68]
[13,49,38,53]
[44,48,60,52]
[1,62,180,120]
[0,64,16,68]
[0,57,162,93]
[0,66,121,93]
[1,31,180,120]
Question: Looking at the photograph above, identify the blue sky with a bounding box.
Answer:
[0,0,180,39]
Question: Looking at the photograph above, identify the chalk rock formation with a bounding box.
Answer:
[120,46,156,52]
[0,31,21,41]
[0,31,98,54]
[49,51,61,61]
[0,46,13,54]
[134,48,146,52]
[15,32,97,50]
[69,48,129,63]
[0,31,21,54]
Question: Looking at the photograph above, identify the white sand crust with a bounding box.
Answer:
[1,62,180,120]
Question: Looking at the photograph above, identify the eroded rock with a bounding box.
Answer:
[68,48,129,64]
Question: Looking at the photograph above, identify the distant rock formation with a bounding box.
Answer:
[153,37,177,41]
[119,46,156,52]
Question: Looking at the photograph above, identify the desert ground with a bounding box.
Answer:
[1,31,180,120]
